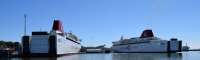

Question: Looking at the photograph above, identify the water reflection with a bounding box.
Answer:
[78,53,111,60]
[0,52,185,60]
[112,53,182,60]
[58,54,80,60]
[19,55,80,60]
[21,57,56,60]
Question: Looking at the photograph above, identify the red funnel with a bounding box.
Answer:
[52,20,64,33]
[140,29,154,38]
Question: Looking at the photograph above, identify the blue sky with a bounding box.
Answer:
[0,0,200,48]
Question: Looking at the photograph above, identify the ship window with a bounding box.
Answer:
[160,42,165,45]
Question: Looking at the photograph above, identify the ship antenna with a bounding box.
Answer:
[186,43,188,46]
[40,28,42,31]
[24,14,27,36]
[120,35,124,40]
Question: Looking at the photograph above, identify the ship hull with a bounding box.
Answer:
[111,40,182,53]
[22,35,81,57]
[56,35,81,55]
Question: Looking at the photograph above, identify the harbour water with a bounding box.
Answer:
[2,51,200,60]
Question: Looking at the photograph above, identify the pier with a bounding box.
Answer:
[81,45,110,53]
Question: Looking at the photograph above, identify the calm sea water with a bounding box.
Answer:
[1,51,200,60]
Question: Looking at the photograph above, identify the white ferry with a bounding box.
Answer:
[111,29,182,53]
[21,20,81,57]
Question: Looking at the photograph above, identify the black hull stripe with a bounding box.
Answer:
[22,36,30,57]
[66,38,80,44]
[167,41,170,52]
[112,41,150,46]
[58,34,80,44]
[178,41,182,52]
[48,35,57,57]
